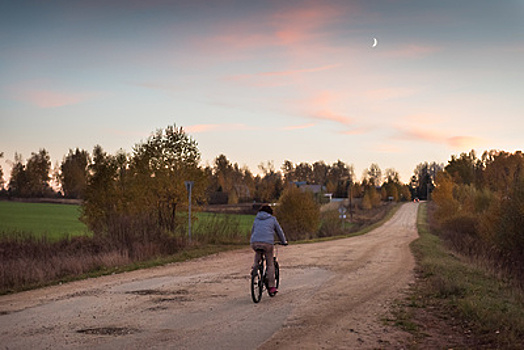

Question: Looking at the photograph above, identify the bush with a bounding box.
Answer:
[275,186,320,241]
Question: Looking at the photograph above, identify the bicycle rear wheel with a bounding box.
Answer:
[275,260,280,289]
[250,265,263,303]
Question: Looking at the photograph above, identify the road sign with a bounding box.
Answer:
[185,181,194,191]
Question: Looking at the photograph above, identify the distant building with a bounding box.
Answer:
[292,181,331,203]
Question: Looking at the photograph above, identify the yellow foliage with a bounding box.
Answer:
[432,172,459,222]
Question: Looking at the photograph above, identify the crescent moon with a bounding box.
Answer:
[372,37,378,48]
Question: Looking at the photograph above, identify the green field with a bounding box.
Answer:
[0,201,89,238]
[192,211,254,235]
[0,201,255,240]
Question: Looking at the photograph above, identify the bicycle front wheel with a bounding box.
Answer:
[250,266,263,303]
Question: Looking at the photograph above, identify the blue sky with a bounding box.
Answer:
[1,0,523,184]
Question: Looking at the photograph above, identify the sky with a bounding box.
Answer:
[1,0,523,185]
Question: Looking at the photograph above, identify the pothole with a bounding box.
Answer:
[77,327,140,336]
[153,296,193,303]
[126,289,189,296]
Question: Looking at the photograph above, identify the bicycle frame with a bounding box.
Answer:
[250,243,281,303]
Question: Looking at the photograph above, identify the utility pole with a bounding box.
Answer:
[184,181,194,242]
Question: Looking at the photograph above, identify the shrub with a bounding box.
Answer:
[275,186,320,241]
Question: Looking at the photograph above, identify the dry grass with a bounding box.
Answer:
[391,202,524,349]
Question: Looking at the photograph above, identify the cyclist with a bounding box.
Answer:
[250,204,288,296]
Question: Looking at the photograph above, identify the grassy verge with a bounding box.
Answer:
[390,202,524,349]
[294,202,401,245]
[4,244,241,295]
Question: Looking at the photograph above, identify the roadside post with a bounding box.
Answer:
[184,181,194,243]
[338,206,347,230]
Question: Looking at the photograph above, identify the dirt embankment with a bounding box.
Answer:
[0,202,419,349]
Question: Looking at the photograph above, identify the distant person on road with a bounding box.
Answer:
[250,205,288,296]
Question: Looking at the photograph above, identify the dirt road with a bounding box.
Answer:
[0,202,419,349]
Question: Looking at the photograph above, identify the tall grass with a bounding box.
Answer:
[397,202,524,348]
[0,211,250,294]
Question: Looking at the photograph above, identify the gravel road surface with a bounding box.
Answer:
[0,202,419,349]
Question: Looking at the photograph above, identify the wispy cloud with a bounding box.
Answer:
[311,110,353,125]
[200,2,348,55]
[340,126,373,135]
[270,4,346,46]
[9,88,93,108]
[394,126,487,149]
[447,136,485,149]
[281,123,316,131]
[258,64,340,77]
[185,123,253,134]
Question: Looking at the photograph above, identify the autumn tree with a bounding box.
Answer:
[60,148,90,199]
[205,154,255,204]
[445,150,482,186]
[130,125,206,231]
[275,185,320,241]
[411,162,443,200]
[312,161,329,186]
[326,160,354,198]
[255,161,283,202]
[281,161,313,184]
[82,124,206,241]
[381,168,410,201]
[432,150,524,283]
[8,150,52,197]
[365,163,382,187]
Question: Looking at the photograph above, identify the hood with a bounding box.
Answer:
[255,211,273,220]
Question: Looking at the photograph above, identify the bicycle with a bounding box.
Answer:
[250,243,282,303]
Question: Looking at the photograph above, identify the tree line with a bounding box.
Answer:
[431,150,524,285]
[1,127,422,207]
[0,124,421,242]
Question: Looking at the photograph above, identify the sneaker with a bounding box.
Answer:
[269,287,278,296]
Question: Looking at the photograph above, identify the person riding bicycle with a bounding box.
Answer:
[250,204,288,296]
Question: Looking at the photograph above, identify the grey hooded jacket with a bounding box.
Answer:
[250,211,287,245]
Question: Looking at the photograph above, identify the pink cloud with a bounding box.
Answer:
[281,123,316,131]
[395,126,487,149]
[312,110,353,125]
[13,89,91,108]
[271,5,344,46]
[340,126,373,135]
[260,64,340,77]
[447,136,485,149]
[200,2,348,55]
